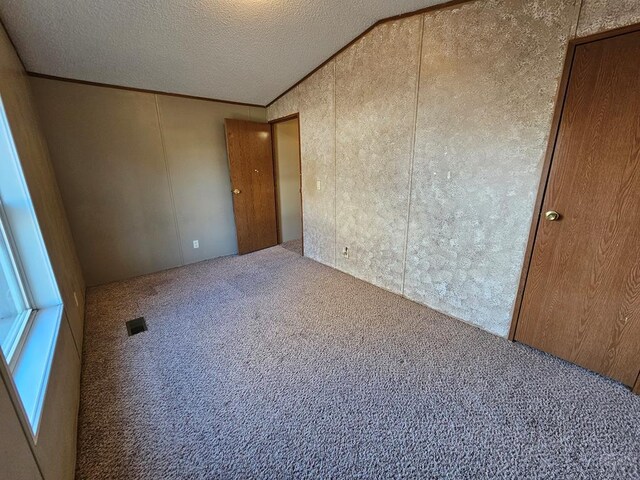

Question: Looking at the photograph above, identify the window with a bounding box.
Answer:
[0,205,32,361]
[0,97,62,438]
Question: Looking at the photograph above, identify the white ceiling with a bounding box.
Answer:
[0,0,447,106]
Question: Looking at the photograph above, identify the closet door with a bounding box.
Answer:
[515,30,640,388]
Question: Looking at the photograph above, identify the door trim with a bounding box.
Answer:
[269,113,304,256]
[509,22,640,341]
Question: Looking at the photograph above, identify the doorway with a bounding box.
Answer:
[511,26,640,393]
[271,115,303,256]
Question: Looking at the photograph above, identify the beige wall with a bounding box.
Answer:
[30,78,266,286]
[0,374,41,479]
[273,119,302,243]
[267,0,640,337]
[0,22,85,480]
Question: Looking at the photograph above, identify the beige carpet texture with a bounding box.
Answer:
[76,245,640,479]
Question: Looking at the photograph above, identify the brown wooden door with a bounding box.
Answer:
[515,31,640,387]
[224,119,277,254]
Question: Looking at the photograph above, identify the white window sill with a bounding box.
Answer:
[11,304,63,439]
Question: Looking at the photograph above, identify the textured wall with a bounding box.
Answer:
[269,0,640,337]
[335,17,423,293]
[298,62,336,266]
[267,87,299,122]
[577,0,640,37]
[31,77,265,285]
[404,0,580,335]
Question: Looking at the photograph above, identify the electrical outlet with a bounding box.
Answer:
[73,291,79,307]
[193,240,199,249]
[342,246,349,258]
[316,180,321,191]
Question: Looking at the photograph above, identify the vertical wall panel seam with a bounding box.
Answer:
[401,14,426,295]
[154,95,184,265]
[333,60,338,267]
[573,0,585,38]
[64,309,81,361]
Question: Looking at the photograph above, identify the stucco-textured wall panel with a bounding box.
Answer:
[298,61,336,266]
[267,87,299,121]
[404,0,580,336]
[577,0,640,37]
[334,16,422,293]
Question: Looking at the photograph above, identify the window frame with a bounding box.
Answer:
[0,95,64,440]
[0,197,36,366]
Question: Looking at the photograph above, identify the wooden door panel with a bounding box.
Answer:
[515,31,640,387]
[224,119,278,254]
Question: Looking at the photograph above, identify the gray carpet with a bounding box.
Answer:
[76,246,640,479]
[281,238,303,255]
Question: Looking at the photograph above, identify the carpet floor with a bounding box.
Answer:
[281,239,303,255]
[76,246,640,479]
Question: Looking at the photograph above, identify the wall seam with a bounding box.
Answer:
[572,0,585,38]
[400,14,426,295]
[64,309,81,361]
[154,94,185,265]
[333,60,338,268]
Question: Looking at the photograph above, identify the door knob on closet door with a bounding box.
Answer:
[545,210,560,221]
[232,189,241,195]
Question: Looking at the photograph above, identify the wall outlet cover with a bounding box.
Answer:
[193,240,199,249]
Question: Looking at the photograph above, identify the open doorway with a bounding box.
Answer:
[271,115,303,256]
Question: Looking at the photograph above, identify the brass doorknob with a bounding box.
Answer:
[545,210,560,221]
[232,189,241,195]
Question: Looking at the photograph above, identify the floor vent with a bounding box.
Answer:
[126,317,147,336]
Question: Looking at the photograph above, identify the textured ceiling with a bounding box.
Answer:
[0,0,449,105]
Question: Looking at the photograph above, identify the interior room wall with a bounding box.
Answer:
[0,375,41,479]
[404,0,579,335]
[272,119,302,243]
[29,77,266,286]
[0,22,85,480]
[577,0,640,36]
[267,0,640,337]
[335,17,422,294]
[298,62,336,267]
